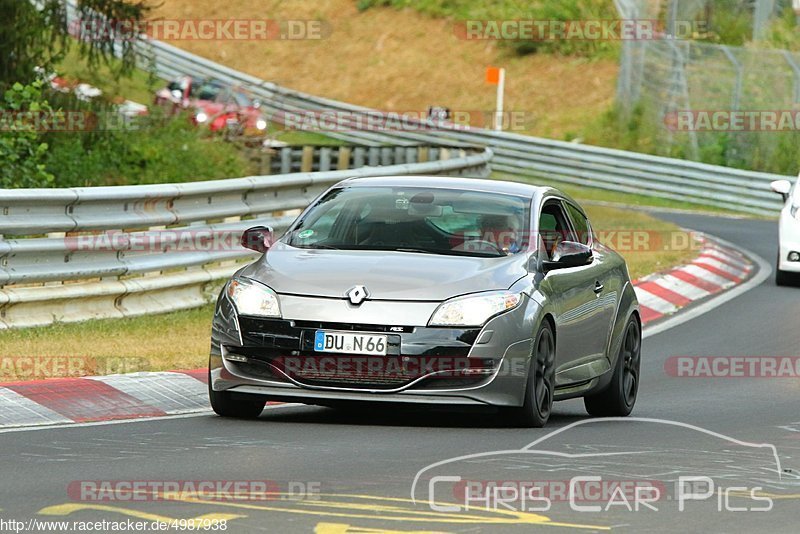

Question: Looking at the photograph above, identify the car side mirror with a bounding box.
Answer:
[241,226,273,253]
[542,241,593,273]
[770,179,792,202]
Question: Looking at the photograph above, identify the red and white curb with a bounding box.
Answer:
[632,235,753,324]
[0,370,209,429]
[0,235,755,430]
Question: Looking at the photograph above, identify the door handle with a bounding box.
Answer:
[594,282,604,294]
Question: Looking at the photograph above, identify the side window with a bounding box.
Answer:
[565,203,592,246]
[215,88,230,104]
[539,201,576,259]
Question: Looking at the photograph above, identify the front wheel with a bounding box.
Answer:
[506,321,556,428]
[208,370,266,419]
[584,315,641,417]
[776,255,793,286]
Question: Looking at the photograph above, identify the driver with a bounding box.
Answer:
[479,214,523,254]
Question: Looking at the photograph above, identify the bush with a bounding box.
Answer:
[41,103,250,187]
[1,84,251,189]
[0,81,55,188]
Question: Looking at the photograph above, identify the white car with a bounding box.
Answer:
[770,176,800,285]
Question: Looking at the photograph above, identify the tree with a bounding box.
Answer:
[0,0,151,90]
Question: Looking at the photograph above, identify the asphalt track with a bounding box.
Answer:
[1,211,798,533]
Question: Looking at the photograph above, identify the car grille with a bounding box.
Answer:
[282,357,419,390]
[230,318,482,390]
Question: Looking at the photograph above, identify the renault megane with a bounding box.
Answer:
[209,176,641,427]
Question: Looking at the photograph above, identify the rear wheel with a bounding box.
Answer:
[507,322,556,428]
[208,370,266,419]
[584,316,641,417]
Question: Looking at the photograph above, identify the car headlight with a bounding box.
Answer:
[256,118,267,131]
[428,291,523,327]
[226,278,281,317]
[195,111,209,124]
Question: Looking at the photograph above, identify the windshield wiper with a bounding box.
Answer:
[394,247,440,255]
[398,246,508,258]
[298,244,341,250]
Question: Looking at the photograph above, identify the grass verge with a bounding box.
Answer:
[495,172,747,217]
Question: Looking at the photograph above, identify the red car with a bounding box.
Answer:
[155,76,268,136]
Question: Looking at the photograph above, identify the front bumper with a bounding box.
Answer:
[210,296,534,407]
[778,214,800,273]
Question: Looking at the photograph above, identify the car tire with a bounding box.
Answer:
[584,315,641,417]
[208,370,266,419]
[776,253,793,286]
[506,321,556,428]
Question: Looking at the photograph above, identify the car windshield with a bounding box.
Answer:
[193,82,223,101]
[230,90,254,107]
[284,186,531,257]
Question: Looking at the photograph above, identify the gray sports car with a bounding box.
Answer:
[209,176,641,427]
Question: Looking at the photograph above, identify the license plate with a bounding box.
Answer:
[314,331,387,356]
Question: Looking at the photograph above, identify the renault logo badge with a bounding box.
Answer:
[346,285,369,305]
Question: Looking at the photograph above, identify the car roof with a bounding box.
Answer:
[336,175,587,213]
[338,175,549,197]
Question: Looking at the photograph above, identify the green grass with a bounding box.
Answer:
[0,305,215,381]
[494,171,745,216]
[56,45,158,105]
[270,128,345,146]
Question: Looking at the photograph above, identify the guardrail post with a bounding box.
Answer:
[337,147,351,170]
[319,147,332,171]
[301,146,315,172]
[368,147,380,167]
[280,147,293,174]
[381,147,392,166]
[260,149,273,175]
[418,147,429,163]
[353,147,365,168]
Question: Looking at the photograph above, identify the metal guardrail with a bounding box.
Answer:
[251,145,476,176]
[136,38,788,216]
[0,148,492,328]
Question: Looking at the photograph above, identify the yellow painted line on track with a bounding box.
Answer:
[167,492,611,530]
[315,521,450,533]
